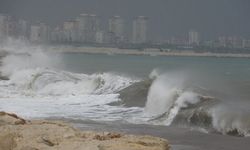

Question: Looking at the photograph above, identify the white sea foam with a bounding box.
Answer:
[0,94,143,121]
[0,66,139,121]
[4,68,133,96]
[0,43,140,121]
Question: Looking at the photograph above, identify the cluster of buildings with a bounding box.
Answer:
[1,13,250,50]
[0,14,29,41]
[164,30,250,49]
[0,13,148,45]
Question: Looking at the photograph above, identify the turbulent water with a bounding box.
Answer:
[0,43,250,137]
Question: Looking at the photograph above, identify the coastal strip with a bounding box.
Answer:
[1,46,250,58]
[49,46,250,58]
[0,112,169,150]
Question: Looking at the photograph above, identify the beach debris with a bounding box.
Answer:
[41,136,55,147]
[94,132,122,141]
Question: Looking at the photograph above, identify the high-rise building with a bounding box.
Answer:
[40,23,50,42]
[0,14,7,40]
[243,39,250,48]
[132,16,148,44]
[30,23,49,43]
[78,14,99,43]
[63,21,78,42]
[78,14,89,42]
[1,14,29,41]
[218,36,227,47]
[96,31,104,43]
[5,16,18,38]
[88,14,99,43]
[17,19,29,39]
[188,30,200,45]
[51,26,63,43]
[30,24,40,42]
[108,16,124,43]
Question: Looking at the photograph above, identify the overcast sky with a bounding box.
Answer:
[1,0,250,40]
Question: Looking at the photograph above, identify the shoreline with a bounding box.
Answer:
[48,46,250,58]
[64,118,250,150]
[1,112,250,150]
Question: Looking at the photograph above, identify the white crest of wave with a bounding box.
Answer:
[6,68,133,96]
[145,72,200,125]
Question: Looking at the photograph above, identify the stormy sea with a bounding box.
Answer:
[0,42,250,150]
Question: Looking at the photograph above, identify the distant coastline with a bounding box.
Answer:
[49,46,250,58]
[1,45,250,58]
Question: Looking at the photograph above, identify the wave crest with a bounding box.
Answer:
[7,68,134,96]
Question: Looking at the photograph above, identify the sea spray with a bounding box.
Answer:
[145,72,200,125]
[164,91,200,125]
[145,74,182,116]
[1,49,62,77]
[209,104,250,136]
[149,68,161,80]
[0,41,135,96]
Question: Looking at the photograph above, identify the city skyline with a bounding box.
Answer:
[1,12,250,50]
[0,13,150,44]
[0,0,250,41]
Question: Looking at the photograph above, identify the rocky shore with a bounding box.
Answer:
[0,112,169,150]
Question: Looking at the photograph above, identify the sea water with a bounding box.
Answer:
[0,44,250,149]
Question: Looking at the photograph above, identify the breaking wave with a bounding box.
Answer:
[141,71,250,136]
[118,70,250,137]
[7,68,133,96]
[0,42,249,137]
[0,44,140,122]
[0,45,135,97]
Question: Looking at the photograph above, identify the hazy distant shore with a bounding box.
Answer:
[1,45,250,58]
[49,46,250,58]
